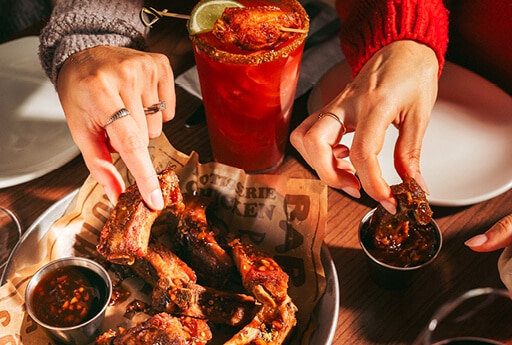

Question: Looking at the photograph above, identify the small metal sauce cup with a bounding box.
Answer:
[25,257,112,345]
[359,208,442,290]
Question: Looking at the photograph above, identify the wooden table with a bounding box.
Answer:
[1,2,511,343]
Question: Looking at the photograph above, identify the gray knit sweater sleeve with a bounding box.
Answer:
[39,0,147,85]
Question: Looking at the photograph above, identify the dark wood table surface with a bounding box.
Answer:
[1,1,511,344]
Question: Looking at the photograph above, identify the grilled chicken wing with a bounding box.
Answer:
[97,169,185,265]
[131,241,196,288]
[96,171,297,344]
[227,238,297,344]
[212,6,303,50]
[152,281,257,327]
[130,240,257,327]
[370,176,433,249]
[229,238,290,307]
[96,312,212,345]
[224,300,297,345]
[176,195,234,287]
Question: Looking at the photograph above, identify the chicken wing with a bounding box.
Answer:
[131,241,257,327]
[226,238,297,344]
[212,6,303,50]
[370,176,433,249]
[176,195,234,288]
[96,312,212,345]
[152,281,257,327]
[97,169,185,265]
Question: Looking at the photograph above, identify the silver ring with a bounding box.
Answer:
[318,112,346,134]
[104,108,130,128]
[144,100,166,115]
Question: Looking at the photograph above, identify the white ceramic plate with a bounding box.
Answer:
[308,60,512,206]
[0,37,79,188]
[1,190,339,345]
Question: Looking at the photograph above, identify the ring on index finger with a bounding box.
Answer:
[318,112,346,135]
[144,100,167,115]
[104,108,130,128]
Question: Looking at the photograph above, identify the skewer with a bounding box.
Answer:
[141,6,307,34]
[142,7,190,20]
[140,7,190,27]
[280,27,308,33]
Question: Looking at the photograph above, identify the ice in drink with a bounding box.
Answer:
[190,0,309,173]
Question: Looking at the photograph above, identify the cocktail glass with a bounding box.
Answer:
[414,287,512,345]
[190,0,309,173]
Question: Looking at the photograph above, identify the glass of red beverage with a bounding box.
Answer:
[190,0,309,173]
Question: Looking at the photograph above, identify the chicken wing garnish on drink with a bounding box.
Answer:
[212,6,303,50]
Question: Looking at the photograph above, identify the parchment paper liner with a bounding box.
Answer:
[1,134,328,344]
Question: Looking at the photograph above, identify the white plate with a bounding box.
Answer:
[308,60,512,206]
[0,37,79,188]
[1,190,339,345]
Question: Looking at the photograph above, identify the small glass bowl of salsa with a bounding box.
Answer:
[359,208,442,289]
[25,257,112,345]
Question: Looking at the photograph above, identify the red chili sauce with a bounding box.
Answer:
[30,265,107,327]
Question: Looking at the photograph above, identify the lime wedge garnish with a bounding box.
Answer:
[188,0,244,35]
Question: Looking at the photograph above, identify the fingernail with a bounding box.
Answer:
[381,200,397,215]
[465,234,488,247]
[342,186,361,199]
[414,174,430,195]
[149,188,164,210]
[104,187,118,205]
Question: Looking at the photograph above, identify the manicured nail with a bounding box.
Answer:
[104,186,118,206]
[465,234,488,247]
[414,174,430,195]
[342,186,361,199]
[381,200,397,215]
[149,188,164,210]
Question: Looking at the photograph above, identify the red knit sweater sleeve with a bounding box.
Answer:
[336,0,449,78]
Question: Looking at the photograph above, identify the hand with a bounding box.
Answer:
[465,214,512,292]
[56,46,176,210]
[465,214,512,252]
[290,40,439,213]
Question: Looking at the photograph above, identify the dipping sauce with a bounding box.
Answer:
[360,177,440,268]
[360,216,440,268]
[30,265,108,327]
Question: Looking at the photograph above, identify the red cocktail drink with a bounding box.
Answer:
[190,0,309,173]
